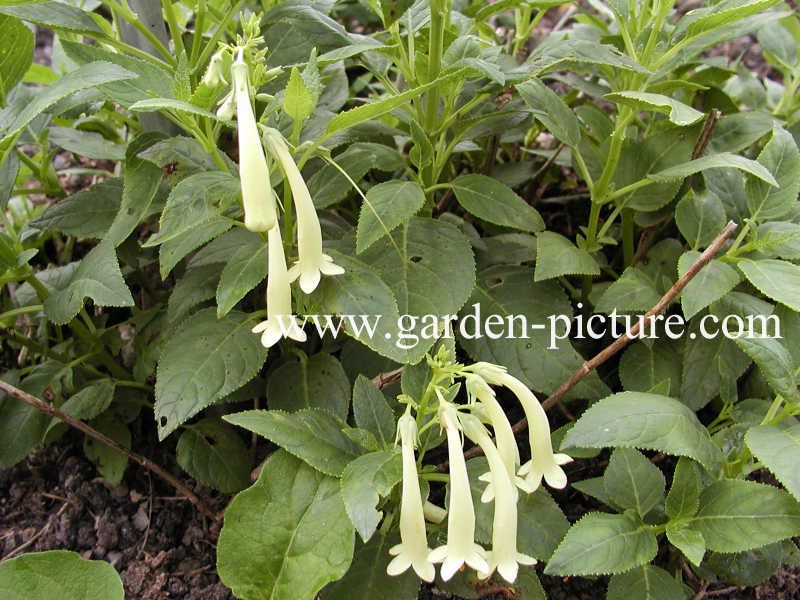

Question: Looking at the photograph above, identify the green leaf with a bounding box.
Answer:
[746,425,800,501]
[46,379,115,441]
[43,241,134,325]
[595,266,662,313]
[0,550,124,600]
[137,136,220,175]
[267,354,351,421]
[606,91,704,126]
[49,127,126,161]
[0,2,104,35]
[128,98,217,120]
[0,375,48,469]
[307,143,404,209]
[144,171,239,247]
[167,263,222,323]
[746,127,800,221]
[263,3,350,67]
[758,21,798,68]
[516,487,571,561]
[709,112,777,154]
[154,308,267,440]
[356,180,425,253]
[607,565,689,600]
[676,190,727,249]
[158,217,234,279]
[451,174,545,234]
[352,375,396,449]
[603,448,666,518]
[459,267,608,400]
[682,0,782,39]
[678,253,741,320]
[562,392,723,471]
[176,417,251,493]
[224,408,363,477]
[666,524,706,566]
[534,231,599,281]
[689,480,800,552]
[734,336,799,403]
[216,238,267,317]
[648,153,778,186]
[618,340,682,396]
[738,258,800,312]
[0,62,135,146]
[61,40,174,107]
[83,416,129,487]
[321,530,420,600]
[0,15,33,102]
[544,512,658,576]
[31,178,122,239]
[217,451,354,600]
[340,450,401,542]
[665,457,703,519]
[284,67,315,123]
[757,222,800,260]
[517,78,581,147]
[705,541,793,587]
[105,132,166,247]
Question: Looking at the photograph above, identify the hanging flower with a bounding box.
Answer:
[251,224,306,348]
[261,127,344,294]
[428,398,489,581]
[387,412,436,582]
[232,51,276,232]
[460,413,536,583]
[465,373,521,502]
[471,363,572,492]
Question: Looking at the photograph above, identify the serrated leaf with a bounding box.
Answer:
[618,340,682,396]
[217,451,354,600]
[0,61,135,147]
[137,136,219,175]
[83,416,129,487]
[356,180,425,253]
[224,408,363,477]
[562,392,723,471]
[46,379,115,441]
[746,425,800,501]
[159,216,234,279]
[263,3,350,67]
[544,512,658,576]
[451,174,545,234]
[734,336,798,403]
[105,132,166,247]
[154,308,267,439]
[321,529,420,600]
[459,266,608,401]
[352,375,396,448]
[606,91,704,126]
[0,550,124,600]
[595,266,662,313]
[284,67,314,123]
[709,112,777,154]
[758,21,798,68]
[43,241,134,325]
[176,417,250,493]
[0,2,103,35]
[0,14,33,102]
[756,222,800,260]
[534,231,599,281]
[746,127,800,221]
[0,374,48,469]
[648,153,778,186]
[267,354,351,420]
[676,190,727,249]
[31,178,122,239]
[167,263,222,323]
[666,457,703,519]
[689,480,800,552]
[49,127,126,161]
[678,252,741,319]
[129,98,217,120]
[603,448,666,518]
[738,258,800,312]
[340,450,401,542]
[682,0,782,39]
[666,525,706,566]
[216,239,267,317]
[517,78,581,146]
[608,565,688,600]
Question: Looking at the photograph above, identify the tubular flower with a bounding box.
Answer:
[472,363,572,492]
[387,412,436,582]
[251,224,307,348]
[460,413,536,583]
[428,399,489,581]
[232,52,276,232]
[465,374,521,503]
[262,128,344,294]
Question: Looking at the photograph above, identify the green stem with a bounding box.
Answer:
[162,0,185,58]
[424,0,445,131]
[0,305,44,321]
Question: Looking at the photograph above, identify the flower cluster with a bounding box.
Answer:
[387,361,571,584]
[226,50,343,348]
